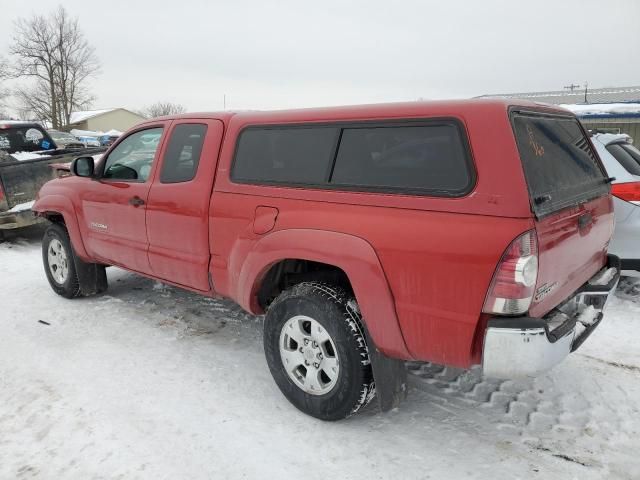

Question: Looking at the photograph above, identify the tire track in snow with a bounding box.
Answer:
[406,359,637,476]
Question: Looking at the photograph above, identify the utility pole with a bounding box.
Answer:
[223,94,226,111]
[584,82,589,103]
[564,83,580,92]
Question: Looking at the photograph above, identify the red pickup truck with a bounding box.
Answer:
[33,99,621,420]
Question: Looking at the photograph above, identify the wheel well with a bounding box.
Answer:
[257,259,352,309]
[43,212,65,225]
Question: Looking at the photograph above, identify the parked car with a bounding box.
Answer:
[33,100,620,420]
[47,130,85,150]
[0,121,106,240]
[99,134,120,146]
[590,132,640,273]
[76,136,101,148]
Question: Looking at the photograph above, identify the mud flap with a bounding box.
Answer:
[73,253,108,296]
[364,330,408,411]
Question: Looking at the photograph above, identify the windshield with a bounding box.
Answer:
[0,126,56,154]
[512,112,609,216]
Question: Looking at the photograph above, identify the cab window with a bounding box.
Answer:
[160,124,207,183]
[102,128,163,181]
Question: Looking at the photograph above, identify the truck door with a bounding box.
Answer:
[145,119,224,291]
[80,124,168,273]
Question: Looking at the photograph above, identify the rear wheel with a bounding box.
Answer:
[42,223,81,298]
[264,282,376,420]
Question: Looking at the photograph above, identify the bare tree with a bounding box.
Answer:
[0,58,8,80]
[141,101,187,118]
[11,13,59,125]
[14,80,54,122]
[0,57,10,114]
[10,6,99,128]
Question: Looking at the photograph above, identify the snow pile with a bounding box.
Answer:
[0,120,45,126]
[70,128,123,138]
[7,200,35,213]
[574,321,587,338]
[560,103,640,116]
[10,151,51,161]
[589,267,618,286]
[70,128,101,137]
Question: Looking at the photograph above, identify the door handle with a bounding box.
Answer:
[128,196,145,207]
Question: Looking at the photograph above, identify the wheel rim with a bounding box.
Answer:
[47,238,69,284]
[279,315,340,395]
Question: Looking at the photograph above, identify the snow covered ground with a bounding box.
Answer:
[1,227,638,479]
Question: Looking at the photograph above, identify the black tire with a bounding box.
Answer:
[42,223,81,298]
[264,282,376,421]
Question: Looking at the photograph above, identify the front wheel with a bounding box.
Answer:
[264,282,376,420]
[42,223,81,298]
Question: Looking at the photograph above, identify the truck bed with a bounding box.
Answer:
[0,148,105,230]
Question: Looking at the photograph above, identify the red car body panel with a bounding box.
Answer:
[74,120,171,274]
[146,119,225,291]
[34,190,90,258]
[529,195,614,317]
[224,228,411,359]
[33,100,613,369]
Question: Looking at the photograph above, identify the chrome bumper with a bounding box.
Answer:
[482,255,621,379]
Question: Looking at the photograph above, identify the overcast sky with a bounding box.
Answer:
[1,0,639,113]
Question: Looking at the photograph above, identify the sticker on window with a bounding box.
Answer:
[25,128,44,143]
[526,124,545,157]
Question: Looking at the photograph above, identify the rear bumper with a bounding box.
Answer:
[482,255,621,379]
[0,208,43,230]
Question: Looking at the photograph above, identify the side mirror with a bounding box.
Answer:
[71,156,95,178]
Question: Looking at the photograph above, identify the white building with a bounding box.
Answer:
[66,108,145,132]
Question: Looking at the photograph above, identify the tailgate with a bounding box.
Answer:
[0,156,60,210]
[510,110,614,317]
[531,196,613,316]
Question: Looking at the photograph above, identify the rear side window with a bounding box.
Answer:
[160,124,207,183]
[232,127,338,184]
[232,120,474,196]
[606,143,640,176]
[0,126,54,154]
[331,124,472,194]
[512,113,608,215]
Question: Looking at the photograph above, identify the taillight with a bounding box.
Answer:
[612,182,640,205]
[0,182,4,202]
[483,230,539,316]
